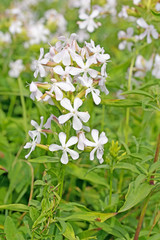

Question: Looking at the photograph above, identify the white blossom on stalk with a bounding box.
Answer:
[152,54,160,78]
[24,131,38,159]
[69,56,98,79]
[49,132,79,164]
[156,3,160,11]
[58,98,90,130]
[79,77,101,105]
[44,77,75,101]
[9,20,22,34]
[137,18,159,44]
[29,82,43,101]
[85,40,110,63]
[33,48,48,78]
[9,59,24,78]
[84,129,108,164]
[134,55,153,78]
[30,116,47,143]
[118,27,134,51]
[78,9,101,33]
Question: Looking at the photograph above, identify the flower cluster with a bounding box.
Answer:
[24,34,109,164]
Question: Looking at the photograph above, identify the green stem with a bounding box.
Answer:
[18,77,27,135]
[59,165,65,199]
[147,0,151,10]
[109,168,113,205]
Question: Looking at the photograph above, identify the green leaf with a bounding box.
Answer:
[59,222,76,240]
[151,9,160,16]
[0,204,29,212]
[121,90,154,99]
[77,228,100,239]
[114,162,140,174]
[66,163,108,187]
[102,99,141,107]
[57,211,117,222]
[29,156,59,163]
[119,175,154,212]
[4,216,25,240]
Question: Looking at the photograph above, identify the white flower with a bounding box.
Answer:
[24,132,38,159]
[79,77,101,105]
[84,129,108,164]
[156,3,160,11]
[77,131,86,150]
[118,5,129,19]
[137,18,159,44]
[27,22,50,45]
[118,27,134,51]
[44,114,57,129]
[98,63,109,95]
[0,31,11,43]
[49,132,79,164]
[134,55,153,78]
[58,98,90,130]
[104,0,117,17]
[85,40,110,63]
[9,20,22,34]
[33,48,48,78]
[69,55,98,79]
[76,30,90,43]
[78,9,101,33]
[9,59,24,78]
[44,77,75,101]
[152,54,160,78]
[30,116,47,143]
[53,48,71,66]
[29,82,43,101]
[133,0,141,5]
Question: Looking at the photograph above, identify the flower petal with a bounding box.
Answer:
[61,151,69,164]
[49,144,62,151]
[74,98,83,110]
[78,112,90,123]
[59,132,66,147]
[60,98,73,111]
[58,113,73,124]
[66,136,78,147]
[67,149,79,160]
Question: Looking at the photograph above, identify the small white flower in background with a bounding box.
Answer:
[156,3,160,11]
[79,77,101,105]
[76,30,90,43]
[104,0,117,18]
[44,114,56,129]
[0,31,11,43]
[58,98,90,131]
[84,129,108,164]
[134,55,153,78]
[24,132,38,159]
[77,9,101,33]
[152,54,160,79]
[118,27,134,51]
[137,18,159,44]
[133,0,141,5]
[85,40,110,63]
[9,59,24,78]
[30,116,47,143]
[69,0,91,13]
[118,5,129,19]
[9,20,22,34]
[33,48,48,78]
[49,132,79,164]
[98,63,109,95]
[29,82,43,101]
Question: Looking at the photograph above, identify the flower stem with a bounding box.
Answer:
[59,165,65,199]
[109,168,113,205]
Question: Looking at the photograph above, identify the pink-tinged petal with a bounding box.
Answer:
[84,138,95,147]
[60,98,73,111]
[88,68,98,78]
[99,132,108,145]
[91,129,99,143]
[73,115,82,130]
[31,120,39,129]
[62,50,71,66]
[24,142,32,149]
[30,82,37,92]
[74,98,83,110]
[39,48,44,60]
[61,151,69,164]
[137,18,148,28]
[66,136,78,147]
[90,9,99,18]
[53,51,63,63]
[54,86,63,101]
[92,91,101,105]
[49,144,62,151]
[78,112,90,123]
[69,67,83,76]
[58,113,73,124]
[59,132,66,147]
[53,65,65,75]
[67,149,79,160]
[40,58,48,64]
[90,147,97,160]
[56,82,74,91]
[39,64,46,77]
